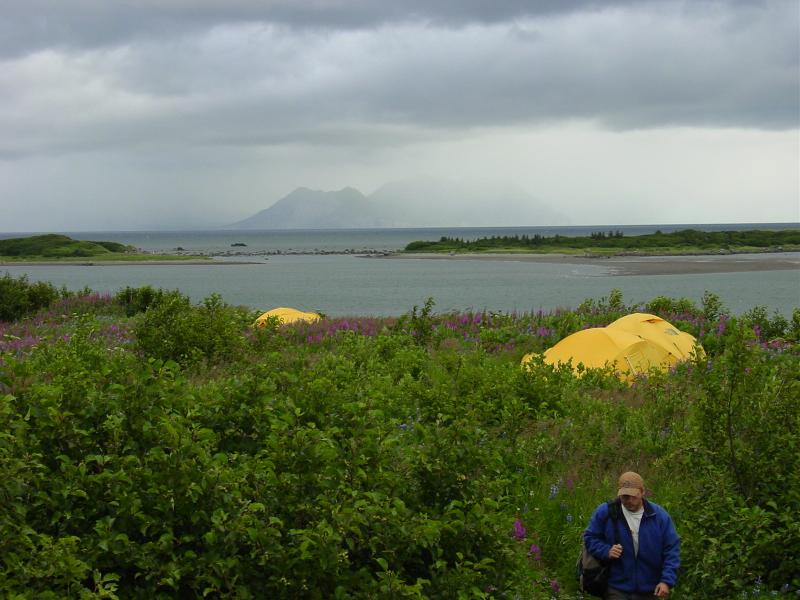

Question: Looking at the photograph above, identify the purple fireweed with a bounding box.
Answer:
[716,314,729,335]
[764,339,791,351]
[0,334,40,354]
[288,316,390,343]
[512,519,526,541]
[529,544,541,560]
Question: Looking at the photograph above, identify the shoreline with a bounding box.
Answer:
[0,259,265,266]
[2,251,799,276]
[378,251,800,276]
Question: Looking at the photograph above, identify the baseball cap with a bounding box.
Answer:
[618,471,644,497]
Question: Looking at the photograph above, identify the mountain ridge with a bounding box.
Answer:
[225,180,568,229]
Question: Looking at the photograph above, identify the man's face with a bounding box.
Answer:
[620,492,643,512]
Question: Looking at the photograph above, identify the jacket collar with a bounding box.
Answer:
[614,497,656,517]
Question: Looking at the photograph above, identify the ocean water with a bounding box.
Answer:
[1,225,798,317]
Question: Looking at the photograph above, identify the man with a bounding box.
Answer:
[583,472,680,599]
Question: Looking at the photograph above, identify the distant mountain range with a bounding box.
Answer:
[225,180,568,229]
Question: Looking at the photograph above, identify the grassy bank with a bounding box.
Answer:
[0,276,798,598]
[0,234,207,263]
[403,228,800,255]
[0,254,212,264]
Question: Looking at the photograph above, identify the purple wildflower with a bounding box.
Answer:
[529,544,541,560]
[513,519,526,541]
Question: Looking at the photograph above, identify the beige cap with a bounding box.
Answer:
[618,471,644,497]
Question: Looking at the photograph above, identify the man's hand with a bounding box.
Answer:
[608,544,623,559]
[654,582,670,597]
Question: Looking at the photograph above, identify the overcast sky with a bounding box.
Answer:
[1,0,798,231]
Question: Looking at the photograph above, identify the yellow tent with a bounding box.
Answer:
[521,327,677,380]
[607,313,703,360]
[254,307,320,327]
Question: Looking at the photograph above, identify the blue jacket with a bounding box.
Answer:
[583,499,680,593]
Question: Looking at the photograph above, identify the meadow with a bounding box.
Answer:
[0,274,798,599]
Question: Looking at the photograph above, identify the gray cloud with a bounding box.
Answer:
[1,0,796,231]
[1,0,773,56]
[1,0,795,162]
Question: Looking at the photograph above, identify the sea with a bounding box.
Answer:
[2,224,799,317]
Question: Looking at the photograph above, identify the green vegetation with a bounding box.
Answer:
[0,274,798,598]
[404,228,800,255]
[0,234,132,258]
[0,274,72,322]
[0,234,205,262]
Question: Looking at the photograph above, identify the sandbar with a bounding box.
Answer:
[380,252,800,276]
[0,259,264,266]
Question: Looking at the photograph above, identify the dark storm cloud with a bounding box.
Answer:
[0,0,795,162]
[0,0,772,56]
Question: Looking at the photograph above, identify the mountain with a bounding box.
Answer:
[226,180,568,229]
[227,187,390,229]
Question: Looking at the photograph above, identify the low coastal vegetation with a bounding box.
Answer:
[0,234,205,262]
[404,228,800,255]
[0,274,798,598]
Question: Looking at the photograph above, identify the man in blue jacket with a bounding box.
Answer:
[583,472,680,599]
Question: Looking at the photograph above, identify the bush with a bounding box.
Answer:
[114,286,167,316]
[134,292,252,365]
[1,290,798,598]
[664,319,800,595]
[0,273,65,322]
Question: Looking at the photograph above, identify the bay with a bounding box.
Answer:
[2,253,798,318]
[1,225,798,317]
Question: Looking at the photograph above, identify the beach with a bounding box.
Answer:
[3,251,800,276]
[383,251,800,276]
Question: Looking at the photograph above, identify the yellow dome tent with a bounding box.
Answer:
[606,313,703,360]
[521,313,702,381]
[254,307,320,327]
[522,327,677,380]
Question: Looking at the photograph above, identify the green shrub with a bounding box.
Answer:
[1,289,798,598]
[645,295,699,318]
[741,305,791,341]
[134,292,251,365]
[665,320,800,595]
[0,273,65,322]
[114,286,168,316]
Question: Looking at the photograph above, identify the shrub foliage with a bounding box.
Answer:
[0,273,67,321]
[0,286,797,598]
